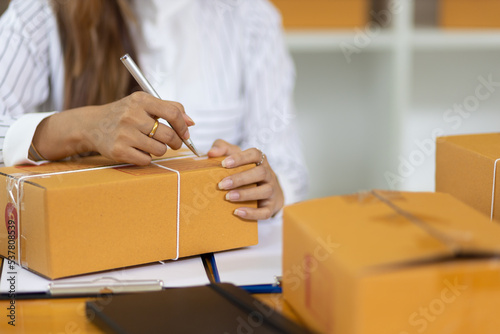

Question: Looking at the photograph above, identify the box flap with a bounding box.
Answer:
[284,191,500,273]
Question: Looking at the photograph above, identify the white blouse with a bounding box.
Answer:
[0,0,308,204]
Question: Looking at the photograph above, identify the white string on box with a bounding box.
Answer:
[491,158,500,220]
[8,155,193,267]
[151,163,181,260]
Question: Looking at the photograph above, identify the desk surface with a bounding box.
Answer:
[0,260,304,333]
[0,293,303,333]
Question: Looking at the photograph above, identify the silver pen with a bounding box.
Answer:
[120,53,200,157]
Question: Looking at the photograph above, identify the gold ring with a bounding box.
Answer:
[148,119,159,138]
[256,148,265,166]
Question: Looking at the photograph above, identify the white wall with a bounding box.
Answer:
[290,42,500,200]
[291,50,395,199]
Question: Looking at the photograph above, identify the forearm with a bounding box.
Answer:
[32,106,97,161]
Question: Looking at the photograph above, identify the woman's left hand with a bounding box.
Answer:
[208,139,284,220]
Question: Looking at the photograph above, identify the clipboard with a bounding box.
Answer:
[48,277,163,296]
[0,256,210,299]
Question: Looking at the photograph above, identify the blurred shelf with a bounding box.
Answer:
[413,28,500,51]
[286,28,500,53]
[285,29,394,52]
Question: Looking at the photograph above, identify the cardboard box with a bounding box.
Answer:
[440,0,500,28]
[0,153,258,279]
[283,190,500,334]
[270,0,368,29]
[436,133,500,221]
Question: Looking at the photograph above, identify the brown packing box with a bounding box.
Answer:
[436,133,500,221]
[440,0,500,28]
[270,0,368,29]
[283,190,500,334]
[0,153,258,279]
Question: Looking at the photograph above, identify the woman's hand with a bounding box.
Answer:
[33,92,194,165]
[208,139,284,220]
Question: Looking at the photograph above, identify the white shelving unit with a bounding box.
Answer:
[412,29,500,50]
[287,29,500,52]
[288,0,500,199]
[286,30,394,52]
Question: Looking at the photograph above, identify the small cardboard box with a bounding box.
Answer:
[0,153,258,279]
[436,133,500,221]
[283,190,500,334]
[270,0,368,29]
[440,0,500,28]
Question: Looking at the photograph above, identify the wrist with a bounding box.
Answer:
[71,106,100,155]
[32,106,98,160]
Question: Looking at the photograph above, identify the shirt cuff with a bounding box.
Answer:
[3,112,56,166]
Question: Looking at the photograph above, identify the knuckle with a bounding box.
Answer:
[213,139,223,145]
[136,155,152,166]
[172,101,185,113]
[170,141,183,150]
[109,145,126,162]
[119,112,135,126]
[169,106,182,119]
[264,167,273,181]
[263,184,273,198]
[153,144,167,157]
[229,176,240,188]
[116,129,132,143]
[257,166,267,179]
[130,91,147,103]
[262,208,272,220]
[162,130,176,144]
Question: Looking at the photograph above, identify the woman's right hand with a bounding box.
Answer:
[32,92,195,165]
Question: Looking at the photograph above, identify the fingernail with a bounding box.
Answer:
[234,209,246,217]
[226,191,239,201]
[218,178,233,190]
[222,157,235,168]
[183,128,190,140]
[186,115,195,126]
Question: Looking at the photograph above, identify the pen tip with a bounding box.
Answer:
[184,138,201,157]
[187,140,200,157]
[191,145,201,157]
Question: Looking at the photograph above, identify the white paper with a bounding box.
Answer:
[0,257,209,294]
[215,217,282,286]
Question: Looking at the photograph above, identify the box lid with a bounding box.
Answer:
[438,133,500,161]
[284,190,500,273]
[0,153,221,189]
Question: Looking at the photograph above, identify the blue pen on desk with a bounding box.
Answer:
[207,254,281,294]
[239,284,282,294]
[208,253,221,283]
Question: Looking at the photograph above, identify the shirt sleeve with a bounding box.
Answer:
[0,0,56,166]
[239,0,309,205]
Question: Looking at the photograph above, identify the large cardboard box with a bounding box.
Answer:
[0,153,258,279]
[283,190,500,334]
[440,0,500,28]
[436,133,500,221]
[270,0,368,29]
